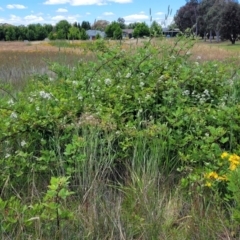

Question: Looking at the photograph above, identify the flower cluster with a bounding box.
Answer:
[221,152,240,171]
[39,90,52,100]
[205,171,227,187]
[192,89,212,104]
[104,78,111,85]
[204,152,240,188]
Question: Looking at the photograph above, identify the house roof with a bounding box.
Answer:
[86,30,106,37]
[122,29,134,34]
[162,28,180,32]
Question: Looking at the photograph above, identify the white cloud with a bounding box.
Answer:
[86,12,91,15]
[9,14,22,22]
[44,0,104,5]
[6,4,27,9]
[103,12,114,16]
[51,14,80,23]
[51,15,66,21]
[70,0,106,5]
[24,15,44,23]
[56,8,68,12]
[44,0,69,4]
[124,14,149,23]
[44,0,131,5]
[109,0,132,2]
[156,12,164,16]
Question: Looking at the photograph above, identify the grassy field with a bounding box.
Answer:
[1,38,240,239]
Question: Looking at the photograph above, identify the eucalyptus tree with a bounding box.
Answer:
[198,0,225,41]
[174,0,200,35]
[220,1,240,44]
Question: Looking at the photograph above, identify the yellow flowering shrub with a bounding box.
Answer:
[204,152,240,188]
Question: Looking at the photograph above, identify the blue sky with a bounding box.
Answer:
[0,0,186,26]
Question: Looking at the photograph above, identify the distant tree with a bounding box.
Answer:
[26,29,35,41]
[133,22,150,38]
[68,26,80,40]
[73,22,78,28]
[72,22,81,30]
[174,0,200,34]
[44,24,53,35]
[55,20,71,39]
[92,20,109,31]
[197,0,220,40]
[56,29,66,40]
[117,17,126,29]
[79,28,89,40]
[0,26,5,40]
[113,26,123,39]
[150,20,163,37]
[35,24,48,40]
[48,31,57,40]
[16,25,27,40]
[220,1,240,44]
[105,21,122,38]
[81,21,91,30]
[5,26,16,41]
[127,22,138,29]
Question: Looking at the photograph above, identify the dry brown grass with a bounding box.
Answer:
[190,41,240,62]
[0,41,88,90]
[0,40,87,55]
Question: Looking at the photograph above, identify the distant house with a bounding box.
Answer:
[162,28,180,37]
[122,29,134,39]
[86,30,106,40]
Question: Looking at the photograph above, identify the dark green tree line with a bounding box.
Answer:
[174,0,240,44]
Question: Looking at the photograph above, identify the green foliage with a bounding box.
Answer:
[150,20,163,37]
[81,21,91,30]
[175,0,240,42]
[55,20,72,40]
[133,22,150,38]
[41,176,75,228]
[4,26,16,41]
[0,177,74,238]
[79,28,89,40]
[117,17,126,29]
[227,167,240,223]
[220,1,240,44]
[105,21,122,39]
[68,26,79,40]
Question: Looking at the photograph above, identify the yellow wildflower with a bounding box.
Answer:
[205,171,219,179]
[229,163,237,171]
[221,152,229,159]
[205,182,212,187]
[229,154,240,165]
